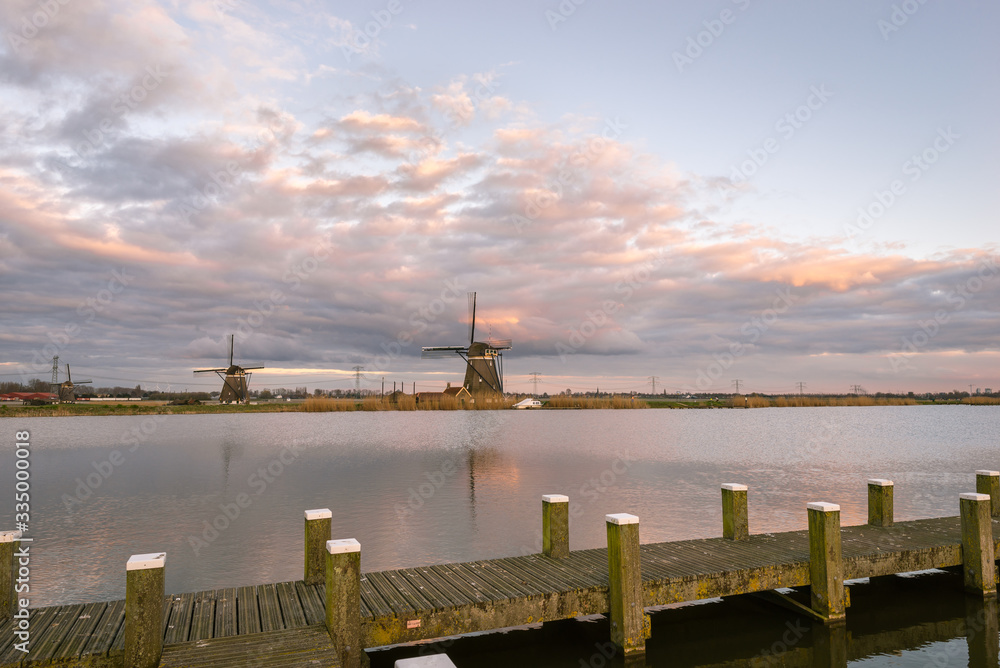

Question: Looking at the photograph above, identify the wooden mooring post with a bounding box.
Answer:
[542,494,569,558]
[867,479,894,527]
[808,502,845,624]
[304,508,332,585]
[721,483,748,540]
[959,493,996,597]
[124,552,166,668]
[0,530,21,623]
[326,538,362,668]
[606,513,649,655]
[975,470,1000,518]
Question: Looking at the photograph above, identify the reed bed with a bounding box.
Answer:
[544,396,648,409]
[301,395,517,411]
[731,395,918,408]
[963,397,1000,405]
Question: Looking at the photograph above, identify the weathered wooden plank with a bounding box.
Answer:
[364,572,419,616]
[213,588,237,639]
[256,584,284,632]
[359,575,393,618]
[381,569,437,611]
[79,598,125,660]
[236,586,261,635]
[409,567,474,608]
[51,600,113,661]
[158,624,341,667]
[424,564,491,604]
[189,590,215,641]
[163,593,195,645]
[21,604,82,663]
[274,581,307,629]
[294,581,326,627]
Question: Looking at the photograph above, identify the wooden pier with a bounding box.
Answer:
[3,471,1000,667]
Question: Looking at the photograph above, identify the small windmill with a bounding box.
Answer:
[59,364,92,403]
[422,293,512,395]
[194,335,264,404]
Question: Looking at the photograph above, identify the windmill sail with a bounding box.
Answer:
[194,335,264,404]
[421,292,512,397]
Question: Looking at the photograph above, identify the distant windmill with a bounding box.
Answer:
[194,335,264,404]
[422,293,512,395]
[59,364,92,403]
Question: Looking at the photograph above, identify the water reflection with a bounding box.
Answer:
[372,572,999,667]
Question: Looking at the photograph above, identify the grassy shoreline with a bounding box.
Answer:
[1,395,995,417]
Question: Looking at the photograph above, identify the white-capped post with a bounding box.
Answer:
[304,508,332,585]
[0,530,21,622]
[807,502,845,623]
[867,479,894,527]
[960,493,996,596]
[975,471,1000,518]
[124,552,166,668]
[326,538,362,668]
[605,513,648,655]
[542,495,569,558]
[721,484,748,540]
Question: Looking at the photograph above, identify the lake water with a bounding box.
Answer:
[2,406,999,665]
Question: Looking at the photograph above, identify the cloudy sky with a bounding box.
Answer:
[1,0,997,395]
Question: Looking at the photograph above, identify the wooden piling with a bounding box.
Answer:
[867,479,894,527]
[606,513,648,655]
[0,530,20,622]
[542,494,569,558]
[721,483,748,540]
[304,508,332,585]
[975,471,1000,518]
[965,595,999,668]
[325,538,362,668]
[807,502,845,623]
[124,552,166,668]
[959,493,996,597]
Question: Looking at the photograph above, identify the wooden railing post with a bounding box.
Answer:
[542,494,569,558]
[975,471,1000,518]
[325,538,362,668]
[960,493,996,597]
[606,513,648,655]
[807,502,845,624]
[304,508,332,585]
[867,479,894,527]
[0,530,21,623]
[721,483,748,540]
[124,552,166,668]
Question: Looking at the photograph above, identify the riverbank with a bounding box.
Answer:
[1,395,994,417]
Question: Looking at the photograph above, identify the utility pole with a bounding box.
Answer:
[732,379,742,394]
[796,381,806,395]
[353,366,364,397]
[851,384,865,395]
[648,376,659,395]
[529,371,541,396]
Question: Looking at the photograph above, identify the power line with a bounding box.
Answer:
[529,372,541,396]
[732,379,742,394]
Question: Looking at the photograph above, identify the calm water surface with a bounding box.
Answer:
[2,406,998,665]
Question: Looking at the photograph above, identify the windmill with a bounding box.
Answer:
[422,293,512,395]
[59,364,92,403]
[194,335,264,404]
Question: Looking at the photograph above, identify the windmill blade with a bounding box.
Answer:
[486,338,512,350]
[422,346,468,359]
[240,366,265,370]
[468,292,476,345]
[65,364,72,383]
[194,368,228,374]
[228,334,234,366]
[76,379,93,384]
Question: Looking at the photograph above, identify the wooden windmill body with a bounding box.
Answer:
[58,364,92,403]
[422,293,512,396]
[194,335,264,404]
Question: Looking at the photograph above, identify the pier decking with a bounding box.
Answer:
[2,474,1000,667]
